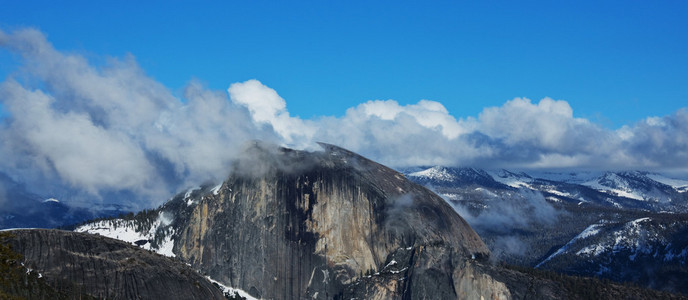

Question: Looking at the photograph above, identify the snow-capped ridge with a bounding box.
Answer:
[646,173,688,191]
[488,169,534,188]
[408,166,456,182]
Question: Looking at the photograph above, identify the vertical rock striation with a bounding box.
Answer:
[3,229,225,299]
[166,142,506,299]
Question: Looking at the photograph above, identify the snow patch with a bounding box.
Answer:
[575,217,659,259]
[577,244,606,256]
[546,196,561,203]
[184,186,201,206]
[536,244,569,268]
[1,228,37,232]
[630,217,651,227]
[584,178,644,200]
[578,224,603,239]
[205,276,260,300]
[211,183,223,195]
[546,189,573,198]
[184,186,200,199]
[75,214,176,257]
[43,198,59,203]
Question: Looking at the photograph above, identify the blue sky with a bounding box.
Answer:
[2,1,686,127]
[1,1,688,206]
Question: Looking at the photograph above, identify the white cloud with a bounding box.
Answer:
[0,28,274,206]
[357,99,467,139]
[0,80,156,194]
[477,97,595,150]
[1,27,688,208]
[228,79,314,146]
[228,79,286,124]
[620,108,688,169]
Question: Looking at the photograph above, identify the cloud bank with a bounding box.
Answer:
[1,28,687,207]
[0,28,278,207]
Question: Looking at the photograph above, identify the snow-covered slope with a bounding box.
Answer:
[646,173,688,192]
[75,212,176,257]
[488,169,534,188]
[534,214,688,290]
[536,218,666,268]
[583,173,646,201]
[534,223,605,268]
[582,171,680,203]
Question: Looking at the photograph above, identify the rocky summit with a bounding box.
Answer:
[161,142,505,299]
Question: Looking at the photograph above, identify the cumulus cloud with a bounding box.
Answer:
[477,97,598,151]
[228,80,314,146]
[1,27,687,208]
[355,99,468,139]
[307,96,687,171]
[620,109,688,169]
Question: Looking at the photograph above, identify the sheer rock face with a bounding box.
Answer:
[3,229,225,300]
[169,143,500,299]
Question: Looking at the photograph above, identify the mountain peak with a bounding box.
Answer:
[77,143,498,299]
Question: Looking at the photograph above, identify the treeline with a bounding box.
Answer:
[505,264,688,299]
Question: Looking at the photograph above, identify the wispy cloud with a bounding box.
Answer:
[0,28,276,207]
[1,28,687,207]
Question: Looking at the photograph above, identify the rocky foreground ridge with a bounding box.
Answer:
[0,229,225,299]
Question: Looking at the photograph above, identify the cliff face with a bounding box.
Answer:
[164,143,502,299]
[3,229,225,300]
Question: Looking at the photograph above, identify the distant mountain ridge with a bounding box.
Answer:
[0,173,129,230]
[403,166,688,211]
[402,165,688,294]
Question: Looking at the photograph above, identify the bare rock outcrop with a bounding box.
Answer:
[165,142,504,299]
[2,229,225,299]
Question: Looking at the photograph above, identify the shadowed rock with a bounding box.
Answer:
[2,229,225,299]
